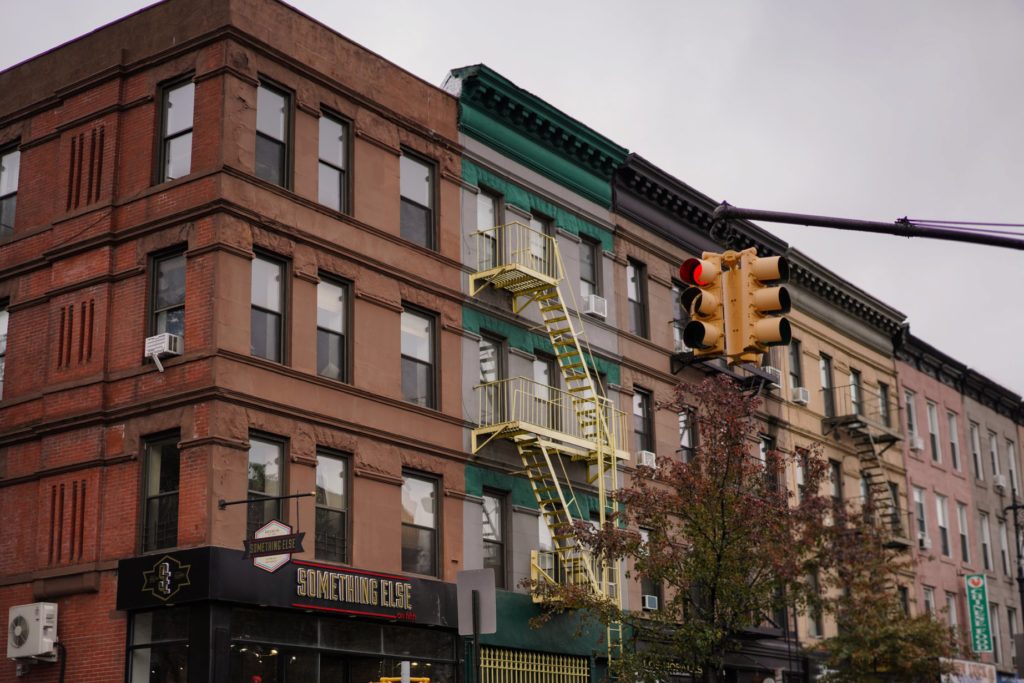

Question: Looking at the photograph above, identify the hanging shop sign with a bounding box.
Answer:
[964,574,993,653]
[243,519,305,572]
[940,658,996,683]
[117,547,456,627]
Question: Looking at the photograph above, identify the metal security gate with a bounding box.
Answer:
[480,646,589,683]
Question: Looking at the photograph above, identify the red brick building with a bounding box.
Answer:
[0,1,469,681]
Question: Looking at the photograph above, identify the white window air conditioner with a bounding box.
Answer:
[762,366,782,386]
[582,294,607,319]
[919,534,932,551]
[792,387,810,406]
[642,594,659,611]
[673,337,689,354]
[144,333,183,373]
[994,474,1008,493]
[910,436,925,452]
[637,450,657,468]
[7,603,58,661]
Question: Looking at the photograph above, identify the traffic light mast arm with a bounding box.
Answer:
[713,203,1024,252]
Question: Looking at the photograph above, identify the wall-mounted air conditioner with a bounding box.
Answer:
[910,436,925,452]
[919,534,932,551]
[994,474,1008,493]
[7,603,58,661]
[642,594,659,611]
[144,333,183,373]
[637,450,657,468]
[582,294,607,319]
[762,366,781,386]
[792,387,810,406]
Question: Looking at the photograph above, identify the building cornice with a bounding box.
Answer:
[614,154,906,339]
[446,64,627,207]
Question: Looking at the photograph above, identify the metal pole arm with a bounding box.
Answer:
[218,491,315,510]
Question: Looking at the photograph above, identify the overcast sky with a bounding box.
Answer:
[3,0,1022,395]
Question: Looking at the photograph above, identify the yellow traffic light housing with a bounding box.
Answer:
[727,247,791,364]
[679,253,725,358]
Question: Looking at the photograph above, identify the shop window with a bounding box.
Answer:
[315,450,348,563]
[399,151,434,249]
[401,472,438,576]
[247,435,284,537]
[318,111,349,212]
[128,609,189,683]
[142,433,180,552]
[151,250,186,339]
[481,490,506,589]
[400,306,436,408]
[251,253,285,362]
[255,82,290,187]
[316,277,348,381]
[0,146,20,239]
[159,77,194,182]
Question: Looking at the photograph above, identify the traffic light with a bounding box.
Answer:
[727,247,791,364]
[679,253,725,358]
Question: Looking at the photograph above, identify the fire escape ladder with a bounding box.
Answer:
[852,427,896,525]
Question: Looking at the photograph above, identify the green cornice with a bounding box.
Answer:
[450,64,628,208]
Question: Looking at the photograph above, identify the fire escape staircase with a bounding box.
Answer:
[469,222,628,663]
[823,387,908,547]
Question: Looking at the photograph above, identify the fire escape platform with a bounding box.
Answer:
[822,413,901,444]
[471,420,630,463]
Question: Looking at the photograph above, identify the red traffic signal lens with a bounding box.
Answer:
[680,258,708,286]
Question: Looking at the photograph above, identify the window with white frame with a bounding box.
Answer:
[633,388,653,453]
[849,369,862,415]
[671,280,689,353]
[970,422,984,480]
[481,490,506,589]
[999,520,1011,575]
[1008,440,1019,494]
[927,402,940,463]
[579,236,601,300]
[948,412,961,471]
[905,390,918,438]
[913,486,927,546]
[958,502,970,563]
[923,586,935,615]
[991,603,1002,662]
[989,432,1001,480]
[946,592,958,630]
[936,495,950,557]
[159,79,194,182]
[788,339,803,389]
[476,189,500,268]
[980,512,993,571]
[678,408,696,462]
[1010,607,1018,667]
[626,259,647,338]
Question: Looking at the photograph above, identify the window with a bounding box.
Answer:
[128,609,189,683]
[991,603,1002,662]
[923,586,935,615]
[898,586,910,616]
[958,502,971,563]
[1008,441,1019,494]
[1009,607,1018,667]
[927,402,940,463]
[478,334,505,423]
[788,339,803,389]
[318,112,348,212]
[316,278,348,381]
[796,448,809,501]
[476,190,500,267]
[315,451,348,563]
[482,491,506,589]
[255,83,289,186]
[247,436,283,537]
[820,354,835,418]
[401,307,436,408]
[830,460,843,508]
[0,304,8,400]
[532,353,559,431]
[936,495,950,556]
[1,146,21,238]
[399,152,434,248]
[580,237,601,300]
[948,412,961,471]
[849,369,862,415]
[401,473,438,576]
[671,280,689,353]
[633,388,653,453]
[527,214,552,273]
[808,571,824,637]
[760,435,779,489]
[970,422,984,480]
[639,529,661,610]
[678,408,696,462]
[980,512,993,571]
[913,486,927,545]
[159,79,194,182]
[904,390,918,438]
[879,382,891,427]
[142,433,180,552]
[989,432,1001,479]
[946,592,959,630]
[1000,520,1011,574]
[151,251,186,338]
[251,254,285,362]
[626,259,647,338]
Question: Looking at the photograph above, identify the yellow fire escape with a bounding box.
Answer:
[469,222,630,665]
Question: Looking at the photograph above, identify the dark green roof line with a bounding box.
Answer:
[449,64,628,207]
